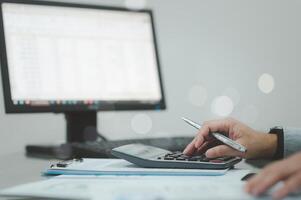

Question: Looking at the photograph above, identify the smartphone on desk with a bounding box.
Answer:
[112,144,242,170]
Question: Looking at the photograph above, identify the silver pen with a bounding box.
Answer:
[182,117,247,153]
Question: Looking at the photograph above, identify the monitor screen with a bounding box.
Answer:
[0,1,165,113]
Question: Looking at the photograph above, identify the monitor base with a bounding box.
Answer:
[25,142,112,160]
[26,144,74,160]
[25,132,109,160]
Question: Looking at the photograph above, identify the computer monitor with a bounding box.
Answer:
[0,0,165,143]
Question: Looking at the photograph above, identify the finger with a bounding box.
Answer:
[203,119,232,134]
[185,133,216,155]
[194,119,232,149]
[183,139,196,155]
[245,162,289,196]
[183,138,197,155]
[194,126,210,149]
[195,141,210,154]
[205,144,245,158]
[273,171,301,200]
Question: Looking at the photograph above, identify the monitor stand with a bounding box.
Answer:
[65,111,99,142]
[25,111,107,159]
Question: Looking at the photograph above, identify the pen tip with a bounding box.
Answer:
[181,117,190,123]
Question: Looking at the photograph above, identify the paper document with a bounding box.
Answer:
[45,159,228,176]
[2,169,301,200]
[1,170,252,200]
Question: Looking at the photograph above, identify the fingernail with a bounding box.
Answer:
[205,150,213,158]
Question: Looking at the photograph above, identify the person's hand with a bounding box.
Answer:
[245,152,301,199]
[183,118,277,159]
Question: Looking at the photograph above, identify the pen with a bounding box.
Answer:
[182,117,247,153]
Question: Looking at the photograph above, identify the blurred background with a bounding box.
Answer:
[1,0,301,156]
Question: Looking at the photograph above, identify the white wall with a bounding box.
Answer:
[1,0,301,155]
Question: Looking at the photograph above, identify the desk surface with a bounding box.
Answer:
[0,152,57,188]
[0,151,258,200]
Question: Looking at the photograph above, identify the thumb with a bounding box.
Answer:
[205,144,245,158]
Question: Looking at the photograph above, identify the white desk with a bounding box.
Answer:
[0,152,58,200]
[0,151,259,200]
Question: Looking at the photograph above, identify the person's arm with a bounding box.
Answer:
[283,128,301,157]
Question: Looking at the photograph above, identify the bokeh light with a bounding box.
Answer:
[124,0,147,10]
[211,96,234,117]
[131,113,152,135]
[188,85,208,107]
[258,73,275,94]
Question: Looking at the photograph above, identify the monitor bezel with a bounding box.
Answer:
[0,0,166,113]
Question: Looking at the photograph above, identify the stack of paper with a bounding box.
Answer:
[45,159,229,176]
[1,170,251,200]
[3,159,300,199]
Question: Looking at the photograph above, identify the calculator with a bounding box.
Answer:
[111,144,242,170]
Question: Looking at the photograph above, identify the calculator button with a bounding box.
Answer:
[175,157,186,161]
[202,157,211,162]
[187,157,198,161]
[192,156,203,160]
[179,155,190,160]
[172,152,182,158]
[217,157,233,161]
[164,157,175,160]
